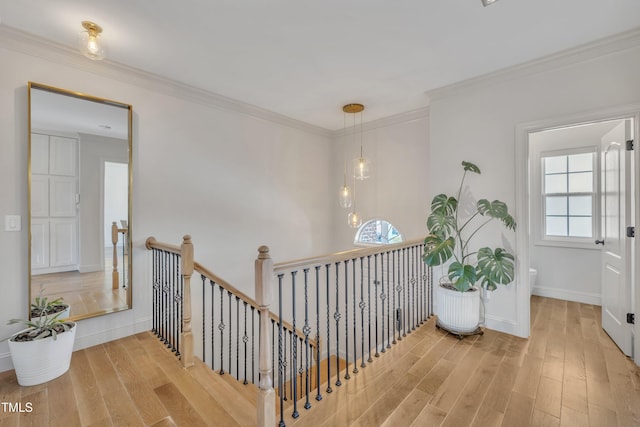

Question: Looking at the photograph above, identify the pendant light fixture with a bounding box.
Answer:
[339,110,352,208]
[341,103,367,228]
[79,21,106,60]
[347,176,362,228]
[343,103,371,181]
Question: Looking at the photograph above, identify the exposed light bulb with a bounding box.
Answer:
[353,157,371,180]
[79,21,105,60]
[339,184,352,208]
[348,211,362,228]
[87,35,99,54]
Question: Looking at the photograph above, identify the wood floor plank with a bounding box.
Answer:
[103,339,170,425]
[19,389,47,427]
[531,409,560,427]
[380,388,432,427]
[559,405,589,427]
[534,376,562,418]
[68,349,111,425]
[85,345,145,426]
[46,368,81,427]
[512,354,544,399]
[501,391,534,427]
[410,404,448,427]
[154,383,208,427]
[588,403,618,427]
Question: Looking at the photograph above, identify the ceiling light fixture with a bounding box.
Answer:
[344,103,371,181]
[79,21,105,60]
[482,0,499,6]
[341,103,368,228]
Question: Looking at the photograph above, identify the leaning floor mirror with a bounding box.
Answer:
[28,82,133,321]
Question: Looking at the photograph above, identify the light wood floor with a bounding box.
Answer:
[1,296,639,426]
[31,258,129,319]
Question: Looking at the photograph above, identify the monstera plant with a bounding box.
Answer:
[423,161,516,292]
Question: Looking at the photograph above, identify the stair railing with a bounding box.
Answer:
[271,238,433,425]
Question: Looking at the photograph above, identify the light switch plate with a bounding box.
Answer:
[5,215,21,231]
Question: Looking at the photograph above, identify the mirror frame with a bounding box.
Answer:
[28,81,133,321]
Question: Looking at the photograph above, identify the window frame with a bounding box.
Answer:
[537,146,600,249]
[353,219,404,247]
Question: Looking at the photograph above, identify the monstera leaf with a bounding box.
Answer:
[462,161,481,174]
[477,199,516,231]
[423,235,455,266]
[447,262,477,292]
[427,194,458,237]
[476,247,515,290]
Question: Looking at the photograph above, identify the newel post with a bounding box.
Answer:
[256,245,275,427]
[111,222,119,290]
[180,235,194,368]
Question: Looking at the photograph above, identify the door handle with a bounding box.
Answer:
[595,239,605,245]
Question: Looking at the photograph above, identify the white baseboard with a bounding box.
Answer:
[0,317,152,374]
[532,286,601,306]
[79,264,103,273]
[483,314,520,337]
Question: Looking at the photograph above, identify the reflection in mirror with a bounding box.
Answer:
[29,82,132,321]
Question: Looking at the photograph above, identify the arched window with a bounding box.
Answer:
[354,219,404,246]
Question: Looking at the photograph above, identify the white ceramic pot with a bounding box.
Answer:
[435,284,480,333]
[8,323,76,386]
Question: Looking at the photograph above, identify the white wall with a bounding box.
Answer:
[428,35,640,337]
[330,113,430,251]
[78,134,128,272]
[0,43,334,372]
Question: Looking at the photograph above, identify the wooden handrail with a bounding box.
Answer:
[273,237,425,272]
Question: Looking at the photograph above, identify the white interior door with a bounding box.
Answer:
[600,120,633,356]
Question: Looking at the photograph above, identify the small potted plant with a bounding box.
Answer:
[4,296,76,386]
[423,161,516,336]
[30,292,70,322]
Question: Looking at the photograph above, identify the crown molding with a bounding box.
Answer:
[0,24,332,137]
[332,106,429,138]
[427,26,640,102]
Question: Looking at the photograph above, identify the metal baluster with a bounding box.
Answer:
[298,337,304,403]
[283,329,288,402]
[218,286,225,374]
[288,330,293,402]
[345,259,352,379]
[152,250,157,335]
[315,265,323,401]
[326,264,333,393]
[277,275,285,427]
[291,271,299,419]
[251,306,255,384]
[243,301,248,384]
[303,268,311,410]
[403,248,407,337]
[353,258,359,373]
[411,246,420,331]
[392,250,397,344]
[228,291,233,375]
[210,281,216,370]
[380,252,386,353]
[367,255,373,363]
[236,296,240,380]
[374,254,380,357]
[359,256,366,369]
[334,262,342,387]
[397,250,403,340]
[386,251,391,349]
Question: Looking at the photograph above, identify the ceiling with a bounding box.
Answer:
[2,0,639,130]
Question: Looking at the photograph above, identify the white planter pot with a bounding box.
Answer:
[435,284,480,333]
[8,323,76,386]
